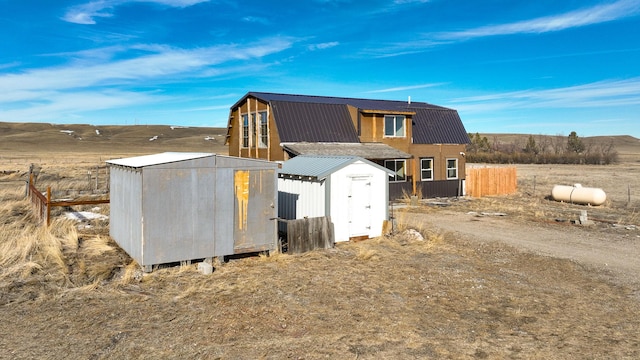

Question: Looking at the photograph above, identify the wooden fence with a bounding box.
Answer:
[27,175,109,226]
[281,216,335,254]
[466,167,517,198]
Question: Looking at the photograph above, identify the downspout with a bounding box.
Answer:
[373,114,376,139]
[412,157,417,196]
[237,106,241,156]
[255,97,259,159]
[267,103,271,161]
[247,98,252,157]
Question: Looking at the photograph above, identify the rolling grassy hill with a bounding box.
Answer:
[0,122,229,155]
[1,122,638,162]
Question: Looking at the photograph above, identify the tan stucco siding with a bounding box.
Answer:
[358,113,414,147]
[409,144,466,181]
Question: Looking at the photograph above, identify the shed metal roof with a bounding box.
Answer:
[106,152,213,168]
[281,142,412,159]
[278,155,394,180]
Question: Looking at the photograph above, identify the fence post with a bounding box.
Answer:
[25,173,32,198]
[46,187,51,227]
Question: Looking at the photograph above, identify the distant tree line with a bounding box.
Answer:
[465,131,618,164]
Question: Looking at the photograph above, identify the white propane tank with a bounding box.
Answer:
[551,184,607,206]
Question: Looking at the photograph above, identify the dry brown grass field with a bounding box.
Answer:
[1,122,640,359]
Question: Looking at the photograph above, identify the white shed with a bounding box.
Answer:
[278,155,393,242]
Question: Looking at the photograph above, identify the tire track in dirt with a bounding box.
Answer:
[400,209,640,296]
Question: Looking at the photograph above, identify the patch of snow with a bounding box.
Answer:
[60,130,74,135]
[64,211,108,222]
[204,136,214,141]
[170,126,189,130]
[149,135,158,141]
[466,211,508,217]
[402,228,424,241]
[95,129,101,135]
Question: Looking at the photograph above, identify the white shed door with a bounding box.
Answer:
[348,176,372,238]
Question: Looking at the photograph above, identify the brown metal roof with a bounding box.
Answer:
[229,92,470,145]
[243,92,450,111]
[271,101,360,143]
[412,108,470,144]
[281,142,412,159]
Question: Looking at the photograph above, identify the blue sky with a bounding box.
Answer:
[1,0,639,137]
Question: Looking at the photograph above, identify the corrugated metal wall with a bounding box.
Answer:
[142,165,216,265]
[278,178,326,220]
[109,155,278,268]
[109,166,143,262]
[233,169,277,254]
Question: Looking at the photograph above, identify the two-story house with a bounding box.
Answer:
[225,92,470,200]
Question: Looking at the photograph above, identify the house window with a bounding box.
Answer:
[259,111,268,148]
[446,158,458,179]
[251,113,257,143]
[384,115,405,137]
[421,158,433,181]
[242,114,249,148]
[384,159,406,182]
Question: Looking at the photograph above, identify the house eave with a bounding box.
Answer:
[360,109,416,116]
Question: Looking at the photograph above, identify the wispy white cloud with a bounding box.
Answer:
[363,0,430,16]
[360,39,446,58]
[63,1,114,24]
[242,16,270,25]
[367,83,445,93]
[0,37,293,123]
[0,61,22,70]
[0,38,293,98]
[0,90,158,122]
[452,77,640,113]
[63,0,209,24]
[177,104,233,112]
[365,1,640,58]
[307,41,339,51]
[393,0,429,4]
[138,0,209,6]
[438,0,640,40]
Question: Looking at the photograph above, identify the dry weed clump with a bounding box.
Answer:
[354,247,380,261]
[116,260,143,285]
[391,209,444,244]
[0,188,128,303]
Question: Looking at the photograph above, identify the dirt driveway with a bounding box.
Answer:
[400,207,640,297]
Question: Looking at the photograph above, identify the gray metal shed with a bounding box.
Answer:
[107,152,278,270]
